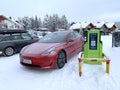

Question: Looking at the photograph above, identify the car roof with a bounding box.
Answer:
[0,29,27,34]
[53,30,73,34]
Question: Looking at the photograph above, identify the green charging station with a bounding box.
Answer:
[83,29,103,64]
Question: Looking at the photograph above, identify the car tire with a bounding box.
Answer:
[4,47,14,56]
[57,51,66,69]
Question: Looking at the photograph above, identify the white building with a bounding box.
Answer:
[0,15,24,30]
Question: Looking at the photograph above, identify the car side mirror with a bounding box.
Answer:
[68,38,74,42]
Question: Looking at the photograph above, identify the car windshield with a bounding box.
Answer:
[39,31,68,43]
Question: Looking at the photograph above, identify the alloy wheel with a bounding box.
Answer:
[57,51,66,69]
[4,47,14,56]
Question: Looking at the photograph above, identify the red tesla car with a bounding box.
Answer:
[20,30,84,69]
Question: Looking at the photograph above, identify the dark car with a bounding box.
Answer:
[0,30,39,56]
[20,30,84,69]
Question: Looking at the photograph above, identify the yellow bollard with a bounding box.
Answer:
[78,58,82,76]
[106,60,110,74]
[78,54,110,77]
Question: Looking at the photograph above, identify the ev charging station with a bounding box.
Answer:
[84,30,102,64]
[78,29,110,76]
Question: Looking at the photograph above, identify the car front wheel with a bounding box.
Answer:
[4,47,14,56]
[57,51,66,69]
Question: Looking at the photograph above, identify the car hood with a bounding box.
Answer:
[22,42,61,55]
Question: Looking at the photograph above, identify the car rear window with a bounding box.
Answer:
[1,36,11,41]
[0,34,11,41]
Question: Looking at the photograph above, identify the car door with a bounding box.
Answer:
[0,35,13,51]
[11,34,26,52]
[21,33,33,44]
[12,33,35,52]
[65,32,76,57]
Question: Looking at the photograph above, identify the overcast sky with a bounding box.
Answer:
[0,0,120,22]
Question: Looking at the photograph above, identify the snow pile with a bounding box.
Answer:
[101,34,112,52]
[0,35,120,90]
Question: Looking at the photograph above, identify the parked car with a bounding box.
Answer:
[41,31,51,36]
[0,30,39,56]
[26,29,39,38]
[20,30,84,69]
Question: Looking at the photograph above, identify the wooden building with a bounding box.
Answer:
[104,23,117,34]
[70,21,117,35]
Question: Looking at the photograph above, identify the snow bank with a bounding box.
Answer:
[101,34,112,52]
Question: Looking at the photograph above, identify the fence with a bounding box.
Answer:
[112,31,120,47]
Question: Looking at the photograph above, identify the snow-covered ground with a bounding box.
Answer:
[0,35,120,90]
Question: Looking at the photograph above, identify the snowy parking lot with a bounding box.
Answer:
[0,35,120,90]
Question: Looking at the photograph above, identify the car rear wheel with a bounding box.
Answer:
[4,47,14,56]
[57,51,66,69]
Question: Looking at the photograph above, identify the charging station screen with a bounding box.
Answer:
[89,34,97,50]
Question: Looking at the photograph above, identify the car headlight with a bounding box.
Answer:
[41,47,56,56]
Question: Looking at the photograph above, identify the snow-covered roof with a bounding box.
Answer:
[80,22,91,28]
[69,22,92,30]
[1,15,19,26]
[105,23,116,28]
[12,19,25,26]
[93,21,105,28]
[70,21,116,30]
[15,20,25,26]
[0,15,7,20]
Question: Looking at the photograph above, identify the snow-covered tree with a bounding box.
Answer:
[43,14,50,29]
[60,15,68,30]
[51,14,59,31]
[43,14,69,31]
[18,14,69,31]
[30,17,35,29]
[34,16,39,29]
[21,17,31,30]
[38,18,42,28]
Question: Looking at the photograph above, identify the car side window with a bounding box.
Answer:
[21,33,32,40]
[1,35,11,41]
[12,35,22,40]
[0,35,3,41]
[66,32,75,42]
